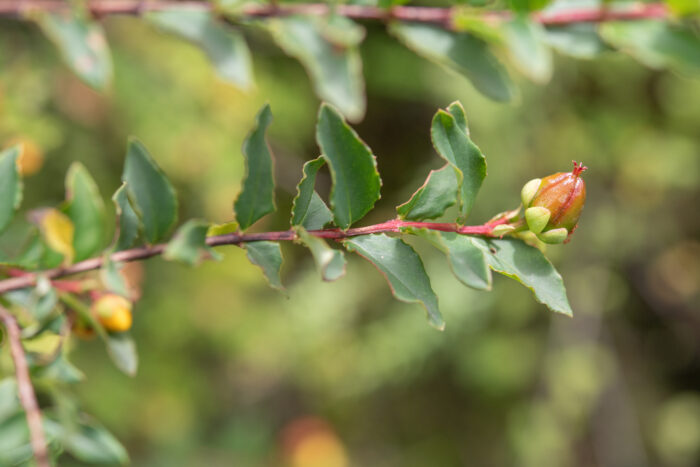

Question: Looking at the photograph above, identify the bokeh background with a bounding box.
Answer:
[1,10,699,467]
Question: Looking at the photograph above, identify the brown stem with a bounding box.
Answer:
[0,218,507,294]
[0,1,669,26]
[0,306,50,467]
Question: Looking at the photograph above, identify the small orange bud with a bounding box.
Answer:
[92,294,133,333]
[527,161,587,239]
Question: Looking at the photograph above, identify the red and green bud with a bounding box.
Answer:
[522,161,587,241]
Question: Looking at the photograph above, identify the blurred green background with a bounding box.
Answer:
[1,11,700,467]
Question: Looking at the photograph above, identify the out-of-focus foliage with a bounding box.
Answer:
[0,3,699,466]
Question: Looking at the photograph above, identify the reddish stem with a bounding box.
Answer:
[0,306,51,467]
[0,1,670,27]
[4,269,86,294]
[0,218,507,294]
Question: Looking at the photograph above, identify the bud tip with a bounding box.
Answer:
[572,161,587,178]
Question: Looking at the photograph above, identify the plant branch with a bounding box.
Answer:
[0,1,670,27]
[0,306,50,467]
[0,218,506,294]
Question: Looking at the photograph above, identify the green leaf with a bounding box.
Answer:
[389,22,515,102]
[317,15,366,48]
[503,16,552,83]
[316,104,382,229]
[451,13,504,43]
[0,412,32,465]
[431,107,486,221]
[35,12,112,90]
[64,163,106,262]
[6,234,43,270]
[303,193,334,231]
[122,138,178,244]
[599,21,700,76]
[345,234,444,330]
[268,16,365,122]
[164,219,221,266]
[33,353,85,384]
[207,221,239,236]
[105,332,138,377]
[291,157,332,230]
[54,417,129,465]
[0,379,19,421]
[396,165,458,220]
[473,237,573,316]
[100,257,129,297]
[147,8,253,90]
[294,226,346,281]
[544,24,607,59]
[28,277,58,322]
[414,230,492,290]
[233,104,276,231]
[112,183,141,251]
[244,241,284,292]
[0,145,22,234]
[446,101,469,135]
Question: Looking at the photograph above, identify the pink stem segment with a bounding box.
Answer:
[0,218,507,294]
[0,1,669,27]
[0,306,51,467]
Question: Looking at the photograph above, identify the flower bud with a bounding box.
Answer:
[537,228,568,244]
[526,161,586,238]
[491,224,516,237]
[524,207,551,234]
[521,178,541,207]
[92,294,133,333]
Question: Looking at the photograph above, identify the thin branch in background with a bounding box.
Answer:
[0,217,507,294]
[0,1,671,27]
[0,306,50,467]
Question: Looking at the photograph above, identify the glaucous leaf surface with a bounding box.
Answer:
[100,257,129,297]
[431,107,486,221]
[164,219,221,266]
[316,104,381,229]
[104,332,138,377]
[0,146,22,234]
[600,20,700,76]
[234,104,276,231]
[345,234,444,330]
[544,24,608,59]
[415,229,492,291]
[396,165,458,220]
[390,22,515,102]
[147,8,254,90]
[35,12,112,90]
[64,163,106,262]
[473,237,573,316]
[111,183,140,251]
[294,226,346,281]
[121,139,178,244]
[268,16,365,121]
[45,417,129,465]
[503,16,553,83]
[244,241,285,292]
[291,156,332,230]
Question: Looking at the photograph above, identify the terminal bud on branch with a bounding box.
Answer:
[521,161,587,243]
